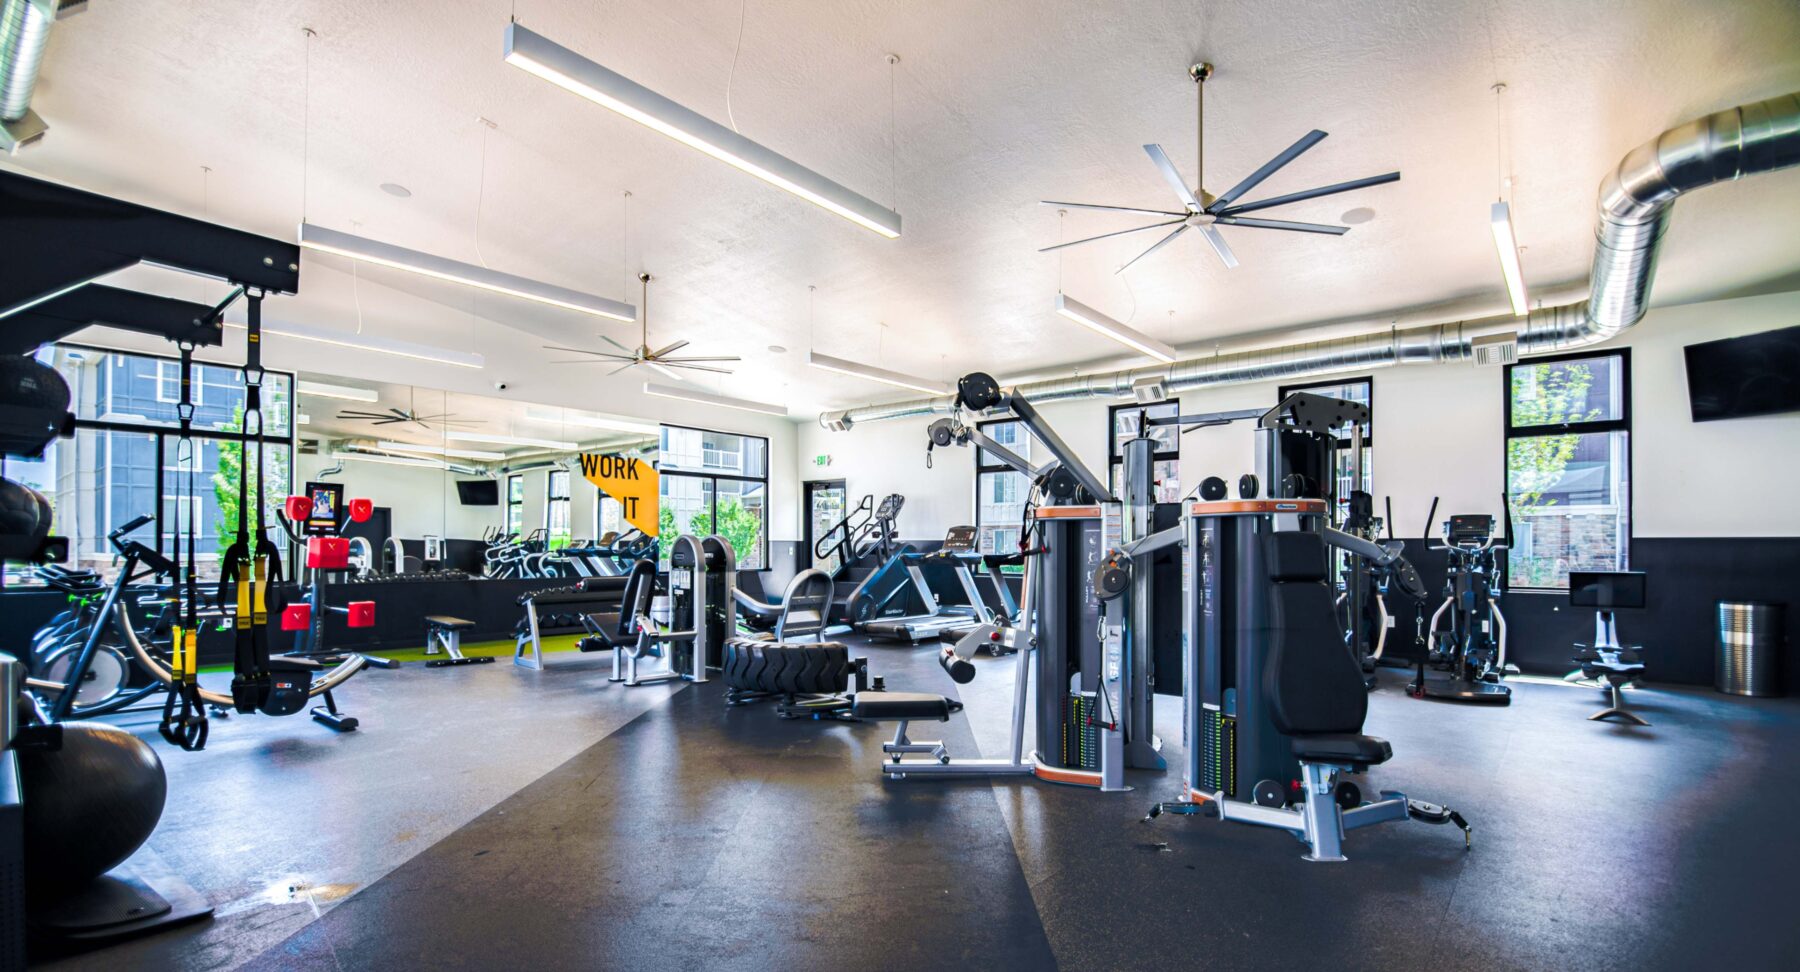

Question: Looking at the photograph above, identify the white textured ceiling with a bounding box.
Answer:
[9,0,1800,419]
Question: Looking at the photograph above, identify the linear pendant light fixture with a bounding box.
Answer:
[447,431,580,450]
[332,450,447,470]
[642,381,786,417]
[503,22,901,239]
[807,351,950,396]
[374,441,507,461]
[225,318,486,369]
[297,223,636,321]
[1054,293,1178,363]
[1490,200,1529,316]
[297,380,380,402]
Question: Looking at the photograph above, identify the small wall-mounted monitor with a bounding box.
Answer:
[303,481,343,536]
[456,479,500,506]
[1569,571,1647,610]
[1684,324,1800,422]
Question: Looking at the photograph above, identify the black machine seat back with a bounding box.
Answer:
[1262,531,1386,764]
[600,559,658,640]
[776,569,834,641]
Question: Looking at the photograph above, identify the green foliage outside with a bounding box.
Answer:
[656,497,763,568]
[1506,362,1600,587]
[212,405,291,561]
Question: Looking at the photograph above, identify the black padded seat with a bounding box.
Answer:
[1262,530,1392,766]
[850,691,953,721]
[577,558,658,652]
[1290,733,1392,767]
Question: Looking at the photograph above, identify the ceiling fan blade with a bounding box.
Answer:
[1216,171,1401,216]
[1041,200,1190,218]
[335,410,388,419]
[1115,224,1189,275]
[606,361,639,377]
[600,334,636,354]
[1199,225,1239,269]
[645,361,686,381]
[542,344,630,359]
[1142,144,1202,211]
[1039,217,1186,253]
[663,362,736,375]
[1208,130,1328,211]
[648,339,689,359]
[659,355,742,363]
[1214,215,1349,235]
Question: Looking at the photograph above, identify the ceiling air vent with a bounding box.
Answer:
[1472,332,1518,367]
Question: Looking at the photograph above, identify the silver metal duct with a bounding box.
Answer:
[0,0,53,122]
[0,0,64,153]
[821,91,1800,429]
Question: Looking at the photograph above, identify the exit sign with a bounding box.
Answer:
[813,455,832,467]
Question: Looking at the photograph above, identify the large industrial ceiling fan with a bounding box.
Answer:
[335,388,481,431]
[1042,63,1400,274]
[544,273,740,380]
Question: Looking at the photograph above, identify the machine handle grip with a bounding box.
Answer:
[938,645,976,684]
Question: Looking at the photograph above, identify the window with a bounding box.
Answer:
[657,425,769,569]
[1504,350,1631,590]
[1108,402,1180,503]
[1278,376,1373,520]
[4,344,294,585]
[975,419,1034,556]
[596,495,625,539]
[506,474,525,537]
[545,470,571,547]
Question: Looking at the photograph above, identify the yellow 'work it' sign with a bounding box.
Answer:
[580,453,659,536]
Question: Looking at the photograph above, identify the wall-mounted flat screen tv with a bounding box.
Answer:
[455,479,500,506]
[1684,324,1800,422]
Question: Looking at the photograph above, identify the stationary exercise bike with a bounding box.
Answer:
[1411,512,1512,705]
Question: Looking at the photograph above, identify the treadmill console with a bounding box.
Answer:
[941,525,980,553]
[1445,514,1494,546]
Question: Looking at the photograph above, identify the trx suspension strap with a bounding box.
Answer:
[221,293,283,713]
[160,342,209,750]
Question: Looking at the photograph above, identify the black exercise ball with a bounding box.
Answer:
[16,721,168,897]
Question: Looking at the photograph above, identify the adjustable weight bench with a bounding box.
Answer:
[424,616,494,668]
[851,692,966,764]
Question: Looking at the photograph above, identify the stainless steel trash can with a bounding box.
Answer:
[1717,601,1784,697]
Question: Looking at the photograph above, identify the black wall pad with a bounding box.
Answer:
[1,285,224,355]
[236,681,1057,970]
[0,170,299,320]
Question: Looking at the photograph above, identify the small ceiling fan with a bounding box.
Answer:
[1042,63,1400,273]
[544,273,740,381]
[336,388,480,431]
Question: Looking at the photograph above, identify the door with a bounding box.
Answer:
[803,479,848,575]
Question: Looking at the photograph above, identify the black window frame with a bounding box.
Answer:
[11,342,298,585]
[973,418,1033,555]
[544,468,572,543]
[1107,400,1180,501]
[657,422,771,570]
[505,473,525,537]
[1501,348,1633,592]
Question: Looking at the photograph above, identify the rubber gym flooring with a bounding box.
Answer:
[36,634,1800,971]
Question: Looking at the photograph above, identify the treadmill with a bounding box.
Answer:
[859,525,991,643]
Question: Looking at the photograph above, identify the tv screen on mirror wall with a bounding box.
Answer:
[1683,324,1800,422]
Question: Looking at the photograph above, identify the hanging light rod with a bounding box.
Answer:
[224,318,486,369]
[1490,201,1529,317]
[332,450,447,470]
[297,222,636,321]
[447,431,580,450]
[642,381,786,417]
[807,351,950,396]
[521,406,660,436]
[1053,293,1178,363]
[297,380,380,402]
[503,23,901,239]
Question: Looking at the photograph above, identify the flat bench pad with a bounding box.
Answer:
[426,616,476,630]
[851,691,954,721]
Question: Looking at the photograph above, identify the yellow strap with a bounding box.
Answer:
[171,627,197,679]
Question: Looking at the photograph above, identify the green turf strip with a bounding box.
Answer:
[194,633,587,673]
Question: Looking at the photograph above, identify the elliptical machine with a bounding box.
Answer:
[1412,509,1513,705]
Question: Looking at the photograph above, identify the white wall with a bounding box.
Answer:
[294,454,498,541]
[799,289,1800,542]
